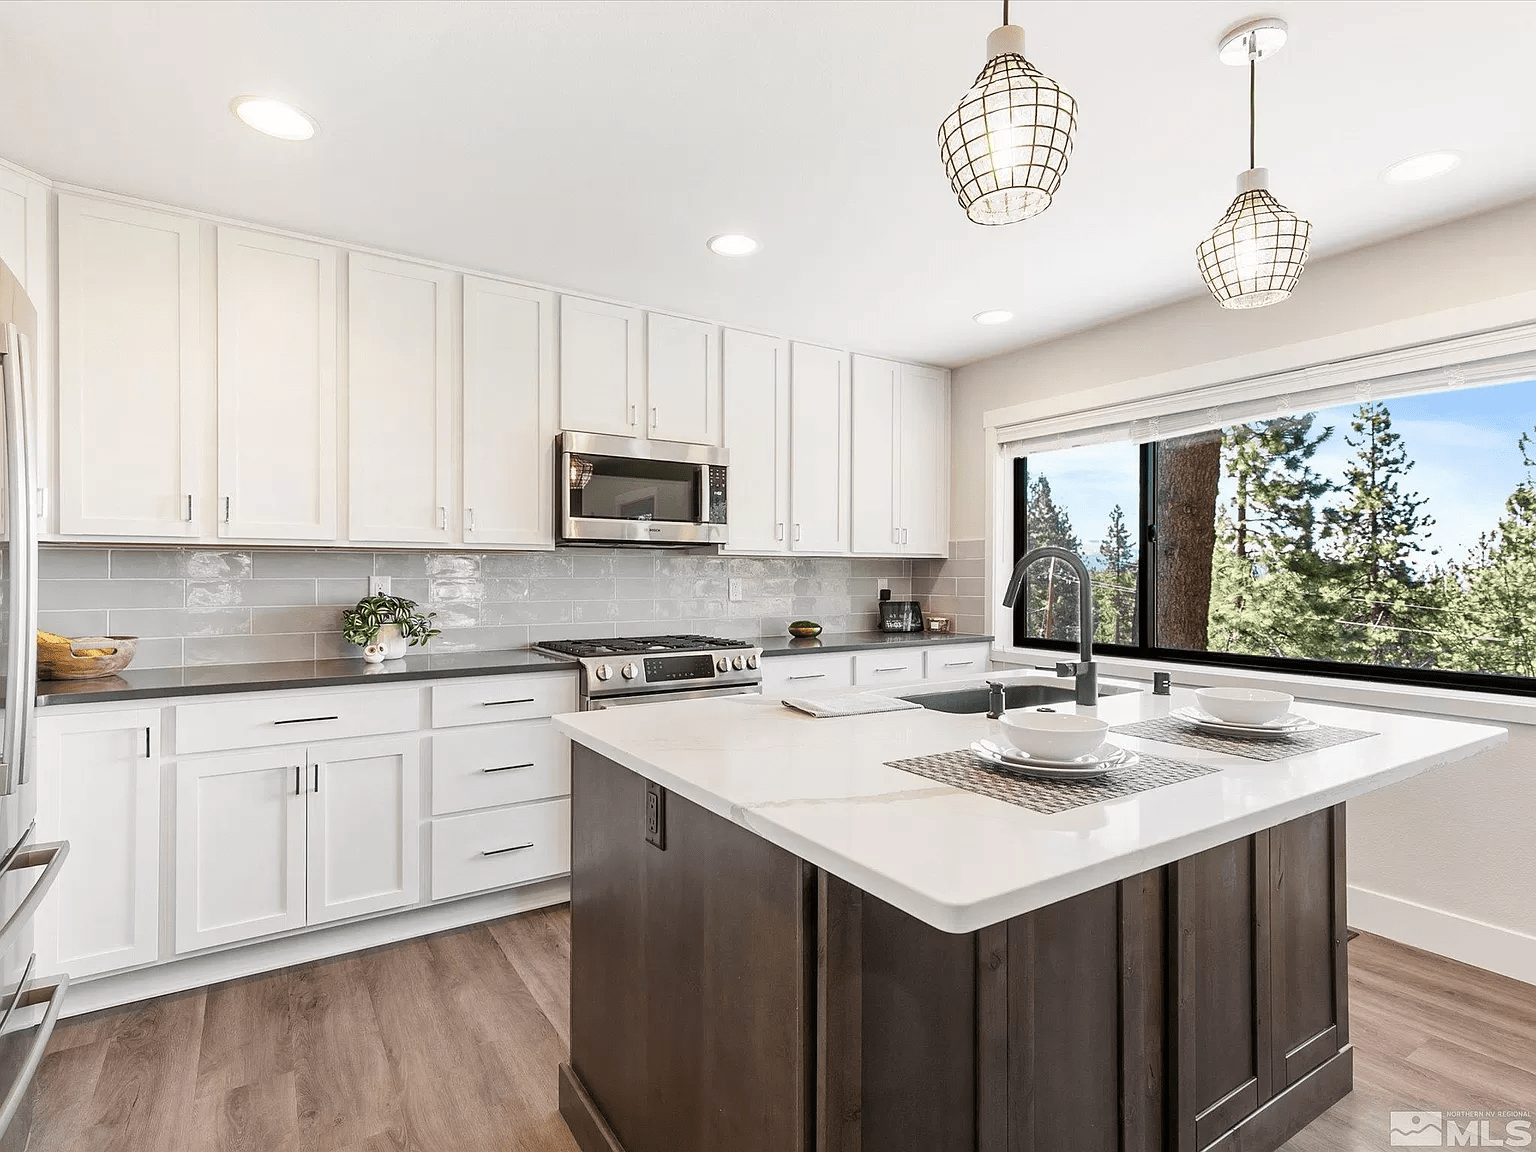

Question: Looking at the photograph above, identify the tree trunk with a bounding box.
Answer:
[1156,433,1222,650]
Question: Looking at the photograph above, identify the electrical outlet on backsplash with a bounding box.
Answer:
[35,545,935,668]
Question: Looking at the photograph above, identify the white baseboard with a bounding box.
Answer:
[61,877,571,1018]
[1348,884,1536,987]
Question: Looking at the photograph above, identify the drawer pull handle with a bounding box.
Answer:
[273,715,339,726]
[480,762,535,774]
[482,842,534,857]
[786,673,825,682]
[482,698,535,707]
[873,666,906,673]
[943,660,974,667]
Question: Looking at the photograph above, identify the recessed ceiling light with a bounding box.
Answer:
[1383,151,1461,184]
[972,309,1014,325]
[230,95,318,141]
[707,233,758,257]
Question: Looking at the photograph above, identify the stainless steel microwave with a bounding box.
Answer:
[558,431,729,546]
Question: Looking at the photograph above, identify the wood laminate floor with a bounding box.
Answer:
[32,916,1536,1151]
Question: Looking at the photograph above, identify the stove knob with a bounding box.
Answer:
[746,653,759,669]
[716,656,730,672]
[731,655,745,671]
[593,663,612,682]
[621,662,639,680]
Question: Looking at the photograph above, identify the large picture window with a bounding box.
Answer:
[1012,375,1536,693]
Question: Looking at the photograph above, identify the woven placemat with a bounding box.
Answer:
[1109,715,1376,762]
[884,748,1220,815]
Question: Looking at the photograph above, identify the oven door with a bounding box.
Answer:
[559,432,728,545]
[587,685,763,710]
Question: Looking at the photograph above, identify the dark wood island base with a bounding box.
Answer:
[560,746,1352,1152]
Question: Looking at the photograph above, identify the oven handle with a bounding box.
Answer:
[0,972,70,1139]
[0,840,69,959]
[589,685,762,709]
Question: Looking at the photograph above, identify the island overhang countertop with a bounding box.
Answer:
[552,676,1507,933]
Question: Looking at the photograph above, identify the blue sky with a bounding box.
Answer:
[1027,378,1536,570]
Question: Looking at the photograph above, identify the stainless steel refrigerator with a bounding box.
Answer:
[0,256,69,1151]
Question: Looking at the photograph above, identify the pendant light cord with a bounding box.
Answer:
[1003,0,1010,25]
[1249,58,1257,170]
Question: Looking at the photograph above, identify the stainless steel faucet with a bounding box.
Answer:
[1001,545,1099,707]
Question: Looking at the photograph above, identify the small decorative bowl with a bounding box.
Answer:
[1194,687,1293,726]
[37,635,138,680]
[788,621,823,638]
[998,712,1110,761]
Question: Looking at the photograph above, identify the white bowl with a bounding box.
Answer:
[998,712,1110,761]
[1194,687,1293,726]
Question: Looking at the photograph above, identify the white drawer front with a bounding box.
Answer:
[431,673,577,728]
[924,643,992,681]
[432,721,570,816]
[431,798,571,901]
[760,653,854,696]
[175,688,420,754]
[853,649,926,686]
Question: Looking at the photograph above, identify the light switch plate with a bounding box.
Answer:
[369,576,391,596]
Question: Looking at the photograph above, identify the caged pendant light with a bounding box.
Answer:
[937,0,1078,226]
[1196,18,1312,309]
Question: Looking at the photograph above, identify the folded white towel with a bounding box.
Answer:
[782,692,924,718]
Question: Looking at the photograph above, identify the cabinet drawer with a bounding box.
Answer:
[760,653,854,695]
[924,643,991,681]
[430,673,577,728]
[432,721,570,816]
[853,649,925,686]
[175,688,419,754]
[431,798,571,900]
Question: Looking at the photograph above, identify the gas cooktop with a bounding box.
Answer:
[535,634,753,659]
[534,635,762,701]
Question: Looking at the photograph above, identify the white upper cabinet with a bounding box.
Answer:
[646,313,719,445]
[722,329,790,554]
[851,354,900,554]
[346,253,455,543]
[57,195,206,537]
[462,276,557,548]
[898,363,949,556]
[788,342,851,554]
[216,227,338,540]
[559,296,643,437]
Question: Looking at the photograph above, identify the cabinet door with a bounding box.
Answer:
[559,296,643,436]
[851,354,899,555]
[34,709,160,978]
[175,748,308,953]
[57,195,205,537]
[346,253,454,543]
[898,364,948,557]
[216,227,338,540]
[646,313,719,445]
[307,736,421,925]
[722,329,789,554]
[462,276,557,547]
[788,342,851,553]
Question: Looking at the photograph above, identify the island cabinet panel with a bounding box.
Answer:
[565,746,813,1152]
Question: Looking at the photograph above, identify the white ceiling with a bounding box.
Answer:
[2,0,1534,368]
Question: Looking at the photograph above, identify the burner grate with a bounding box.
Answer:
[536,634,752,659]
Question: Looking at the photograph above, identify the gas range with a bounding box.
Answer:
[534,634,764,708]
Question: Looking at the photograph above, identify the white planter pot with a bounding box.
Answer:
[362,623,411,664]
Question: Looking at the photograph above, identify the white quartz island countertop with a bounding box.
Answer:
[552,678,1507,933]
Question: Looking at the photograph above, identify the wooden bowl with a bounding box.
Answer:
[37,635,138,680]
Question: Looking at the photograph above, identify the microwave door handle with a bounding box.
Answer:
[698,464,709,525]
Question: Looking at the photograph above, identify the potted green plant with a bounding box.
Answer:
[341,594,441,663]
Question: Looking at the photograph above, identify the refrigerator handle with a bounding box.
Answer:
[0,323,37,794]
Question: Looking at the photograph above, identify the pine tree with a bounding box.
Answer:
[1022,474,1082,640]
[1321,402,1437,666]
[1094,504,1137,644]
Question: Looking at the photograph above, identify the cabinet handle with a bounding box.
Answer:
[873,666,906,673]
[293,765,302,796]
[651,406,658,430]
[273,715,339,726]
[793,523,802,542]
[786,673,825,681]
[901,527,908,545]
[222,496,231,524]
[312,764,320,793]
[466,508,476,532]
[184,494,193,522]
[144,727,152,759]
[943,660,974,667]
[629,403,637,426]
[482,698,535,707]
[894,526,900,545]
[482,842,534,857]
[480,762,535,774]
[775,522,784,541]
[438,506,448,530]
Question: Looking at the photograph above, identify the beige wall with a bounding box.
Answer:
[954,195,1536,983]
[949,194,1536,540]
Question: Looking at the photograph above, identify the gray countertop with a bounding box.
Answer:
[33,632,993,706]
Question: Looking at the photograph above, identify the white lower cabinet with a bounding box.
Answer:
[761,652,855,695]
[852,648,925,686]
[924,643,991,680]
[174,734,420,953]
[431,797,570,902]
[35,709,161,979]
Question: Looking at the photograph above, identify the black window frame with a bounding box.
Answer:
[1011,439,1536,699]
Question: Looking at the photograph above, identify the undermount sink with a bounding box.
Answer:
[898,681,1140,715]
